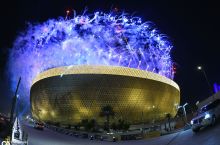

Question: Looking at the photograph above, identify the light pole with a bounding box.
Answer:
[197,66,214,96]
[10,77,21,125]
[183,103,188,123]
[178,103,188,124]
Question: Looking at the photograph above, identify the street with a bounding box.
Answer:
[23,122,220,145]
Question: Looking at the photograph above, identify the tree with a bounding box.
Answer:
[88,119,97,132]
[81,119,89,131]
[165,113,172,131]
[74,124,80,131]
[111,122,117,130]
[164,120,167,131]
[100,105,115,131]
[122,122,130,131]
[80,119,97,131]
[117,119,130,131]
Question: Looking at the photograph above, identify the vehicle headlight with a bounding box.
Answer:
[190,120,194,125]
[205,113,211,119]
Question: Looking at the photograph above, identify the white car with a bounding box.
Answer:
[190,99,220,132]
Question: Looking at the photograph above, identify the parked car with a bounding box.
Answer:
[34,122,44,130]
[190,99,220,132]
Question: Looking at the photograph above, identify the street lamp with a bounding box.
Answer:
[197,65,213,96]
[197,66,202,70]
[178,103,188,124]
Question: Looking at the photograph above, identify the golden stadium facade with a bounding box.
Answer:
[30,65,180,125]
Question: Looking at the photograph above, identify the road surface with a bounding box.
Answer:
[23,122,220,145]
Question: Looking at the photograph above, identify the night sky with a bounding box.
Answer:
[0,0,219,113]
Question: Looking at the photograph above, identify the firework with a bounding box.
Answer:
[8,11,174,100]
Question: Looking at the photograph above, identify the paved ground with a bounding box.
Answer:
[23,122,220,145]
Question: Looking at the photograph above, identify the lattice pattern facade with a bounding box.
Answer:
[31,66,180,125]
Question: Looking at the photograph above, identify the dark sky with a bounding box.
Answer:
[0,0,219,113]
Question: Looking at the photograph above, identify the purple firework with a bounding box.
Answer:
[7,11,174,100]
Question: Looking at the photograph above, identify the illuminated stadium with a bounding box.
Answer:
[31,65,180,125]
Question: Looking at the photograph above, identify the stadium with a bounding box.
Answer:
[30,65,180,125]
